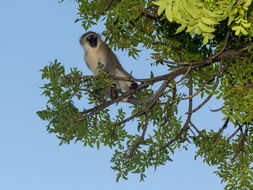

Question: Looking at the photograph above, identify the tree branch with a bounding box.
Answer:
[187,61,228,114]
[210,106,224,112]
[213,118,229,141]
[231,126,248,160]
[126,112,149,159]
[113,80,168,126]
[93,0,116,17]
[226,125,243,142]
[76,84,144,121]
[190,121,205,138]
[175,65,192,84]
[181,71,217,100]
[138,9,159,18]
[160,85,177,127]
[159,72,193,151]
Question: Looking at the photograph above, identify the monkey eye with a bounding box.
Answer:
[86,35,94,41]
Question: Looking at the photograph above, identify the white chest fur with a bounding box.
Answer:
[85,52,106,75]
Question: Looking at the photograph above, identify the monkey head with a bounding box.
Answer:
[80,31,101,51]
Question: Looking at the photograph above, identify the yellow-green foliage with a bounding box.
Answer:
[153,0,253,44]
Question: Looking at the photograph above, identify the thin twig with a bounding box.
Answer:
[210,106,224,112]
[182,73,216,100]
[213,118,229,141]
[226,125,242,142]
[187,61,228,114]
[126,112,149,159]
[189,128,196,136]
[175,65,192,84]
[190,121,205,138]
[160,85,177,127]
[232,127,248,160]
[159,72,193,151]
[186,72,193,127]
[138,9,159,18]
[93,0,116,17]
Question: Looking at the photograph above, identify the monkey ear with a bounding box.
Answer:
[130,82,138,90]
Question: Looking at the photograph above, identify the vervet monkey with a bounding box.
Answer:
[80,31,138,102]
[80,31,167,105]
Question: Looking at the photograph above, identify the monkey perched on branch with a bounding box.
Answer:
[80,31,166,105]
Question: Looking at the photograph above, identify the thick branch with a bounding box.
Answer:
[80,41,250,86]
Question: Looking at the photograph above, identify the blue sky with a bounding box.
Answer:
[0,1,225,189]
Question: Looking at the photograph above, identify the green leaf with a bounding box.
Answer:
[228,16,235,26]
[201,17,219,25]
[232,26,241,35]
[132,168,140,173]
[202,8,220,18]
[198,21,215,33]
[240,26,248,35]
[243,0,253,8]
[241,22,251,28]
[116,173,121,182]
[96,140,100,150]
[152,0,168,15]
[176,24,187,34]
[165,5,173,22]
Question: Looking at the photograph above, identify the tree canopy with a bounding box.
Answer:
[37,0,253,189]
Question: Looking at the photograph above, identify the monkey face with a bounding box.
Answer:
[80,32,101,52]
[86,34,98,47]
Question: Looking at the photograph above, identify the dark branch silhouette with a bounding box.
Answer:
[126,112,149,159]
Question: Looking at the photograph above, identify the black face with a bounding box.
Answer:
[86,34,98,47]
